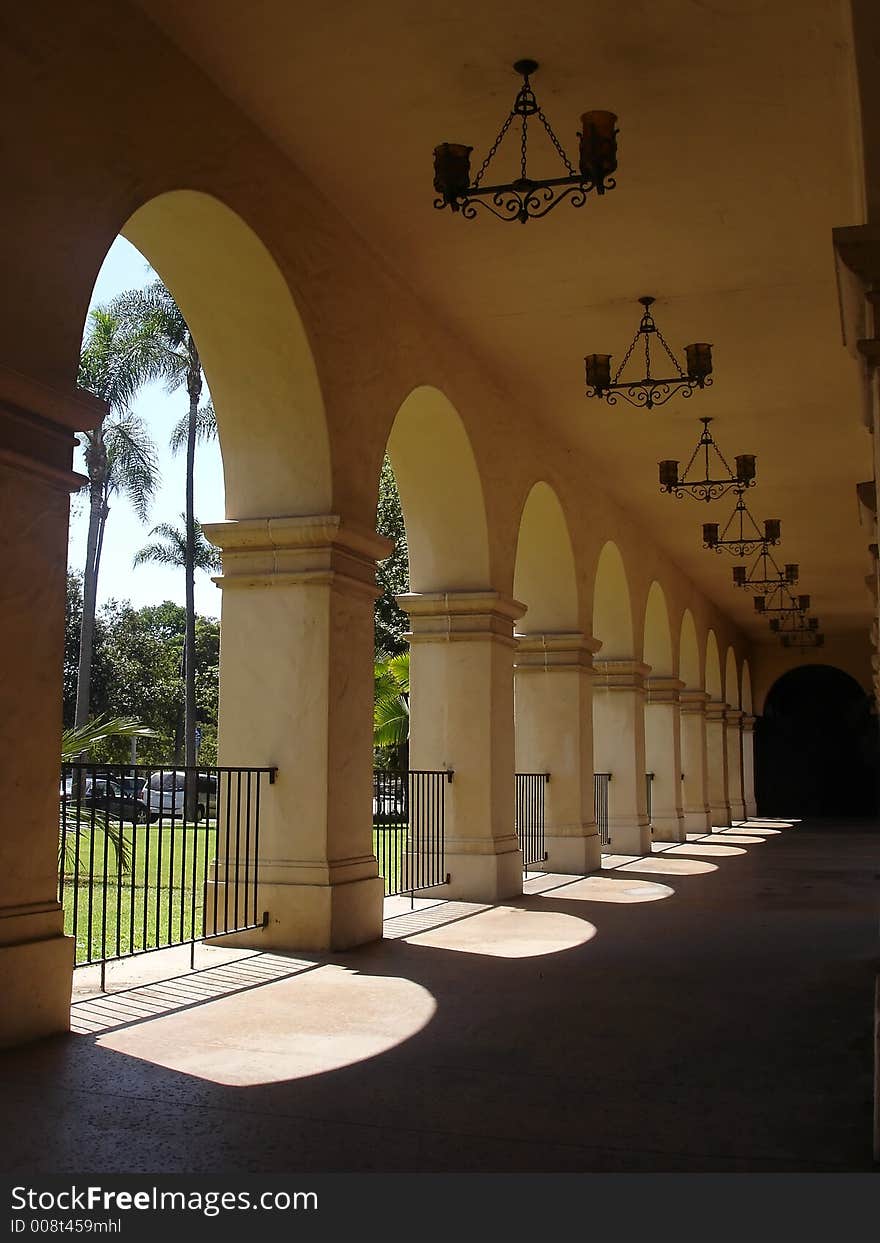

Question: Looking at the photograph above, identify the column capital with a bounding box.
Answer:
[705,699,729,723]
[514,630,599,673]
[592,658,651,691]
[741,714,757,732]
[679,688,710,714]
[399,590,526,646]
[724,707,744,725]
[0,364,105,492]
[204,514,391,600]
[646,675,685,704]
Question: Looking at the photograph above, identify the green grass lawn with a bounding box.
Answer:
[60,820,418,965]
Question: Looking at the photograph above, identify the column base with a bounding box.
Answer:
[421,841,523,903]
[650,812,687,843]
[745,799,758,819]
[683,807,712,834]
[209,875,385,953]
[609,819,653,855]
[543,829,602,875]
[709,802,732,829]
[0,929,73,1049]
[729,798,747,823]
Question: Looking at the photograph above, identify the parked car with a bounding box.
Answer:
[75,776,154,825]
[146,771,217,822]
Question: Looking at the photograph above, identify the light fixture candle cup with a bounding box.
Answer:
[578,111,618,180]
[732,566,747,586]
[585,353,612,392]
[433,143,473,205]
[685,342,713,383]
[754,596,766,613]
[798,594,811,612]
[785,563,799,584]
[735,454,756,485]
[702,522,719,548]
[659,460,679,489]
[764,519,781,543]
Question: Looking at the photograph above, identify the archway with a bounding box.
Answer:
[592,542,650,854]
[704,630,730,826]
[386,388,520,902]
[112,191,381,953]
[512,483,596,873]
[678,610,711,832]
[724,647,746,820]
[643,583,684,840]
[756,666,879,817]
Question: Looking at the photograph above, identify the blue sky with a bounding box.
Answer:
[69,237,225,618]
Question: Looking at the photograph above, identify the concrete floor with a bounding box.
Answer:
[1,819,877,1173]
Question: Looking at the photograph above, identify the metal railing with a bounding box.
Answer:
[59,763,276,986]
[515,772,549,870]
[373,768,451,898]
[646,772,654,823]
[594,772,611,847]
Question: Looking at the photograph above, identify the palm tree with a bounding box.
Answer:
[74,309,161,728]
[133,515,222,575]
[133,517,221,770]
[374,651,410,770]
[60,715,157,875]
[111,281,215,783]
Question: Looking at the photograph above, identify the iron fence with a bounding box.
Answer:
[594,772,611,847]
[373,768,451,898]
[59,763,275,985]
[515,772,549,869]
[646,772,654,823]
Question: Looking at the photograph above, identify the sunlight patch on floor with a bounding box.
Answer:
[94,962,437,1085]
[403,904,597,957]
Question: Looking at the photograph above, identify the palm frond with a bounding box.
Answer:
[62,715,158,760]
[133,515,222,573]
[59,810,132,876]
[169,401,217,456]
[104,413,160,521]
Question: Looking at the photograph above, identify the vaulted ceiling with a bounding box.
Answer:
[137,0,872,639]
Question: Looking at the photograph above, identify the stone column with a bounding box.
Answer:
[724,707,747,822]
[514,632,602,874]
[741,714,758,818]
[592,659,652,855]
[705,700,732,828]
[679,690,712,834]
[204,515,388,952]
[0,365,104,1048]
[399,591,524,902]
[645,677,686,842]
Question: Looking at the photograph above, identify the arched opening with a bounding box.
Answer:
[123,190,331,520]
[513,482,579,634]
[706,631,723,701]
[381,388,519,902]
[592,542,649,853]
[592,541,634,660]
[679,610,702,690]
[678,609,710,832]
[756,666,879,817]
[512,483,594,872]
[386,386,489,593]
[725,648,740,708]
[643,582,682,839]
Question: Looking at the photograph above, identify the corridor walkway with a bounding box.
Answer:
[0,819,876,1173]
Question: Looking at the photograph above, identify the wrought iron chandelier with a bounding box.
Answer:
[732,550,799,594]
[754,591,811,618]
[770,614,823,647]
[659,418,755,502]
[585,297,713,410]
[702,489,780,557]
[433,60,618,223]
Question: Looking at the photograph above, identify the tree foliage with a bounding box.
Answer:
[375,455,410,655]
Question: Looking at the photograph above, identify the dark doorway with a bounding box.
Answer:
[756,665,879,817]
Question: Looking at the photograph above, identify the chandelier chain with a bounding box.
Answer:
[521,114,528,180]
[654,325,686,380]
[536,106,577,176]
[612,330,641,384]
[472,112,515,188]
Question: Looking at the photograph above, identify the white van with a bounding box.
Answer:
[147,771,214,822]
